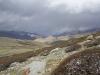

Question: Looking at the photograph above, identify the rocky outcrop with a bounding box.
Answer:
[65,44,81,53]
[52,47,100,75]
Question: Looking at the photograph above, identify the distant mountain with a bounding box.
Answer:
[54,27,100,36]
[0,31,41,40]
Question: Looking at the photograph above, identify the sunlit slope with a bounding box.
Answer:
[0,37,49,57]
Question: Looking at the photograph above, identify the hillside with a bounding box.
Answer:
[0,32,100,75]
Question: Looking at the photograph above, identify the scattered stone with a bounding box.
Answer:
[0,64,7,71]
[65,44,81,53]
[95,36,100,39]
[84,39,100,48]
[40,50,50,56]
[86,35,94,40]
[10,62,20,67]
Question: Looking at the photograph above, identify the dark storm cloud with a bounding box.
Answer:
[0,0,100,35]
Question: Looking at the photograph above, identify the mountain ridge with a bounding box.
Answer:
[0,31,41,40]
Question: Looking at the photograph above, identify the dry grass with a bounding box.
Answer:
[0,37,50,71]
[51,36,87,47]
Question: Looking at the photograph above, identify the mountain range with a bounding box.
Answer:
[0,27,100,39]
[0,31,41,40]
[54,27,100,36]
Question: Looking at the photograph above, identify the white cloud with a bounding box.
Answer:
[48,0,100,13]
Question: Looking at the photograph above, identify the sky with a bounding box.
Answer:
[0,0,100,35]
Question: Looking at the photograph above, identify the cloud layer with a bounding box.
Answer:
[48,0,100,13]
[0,0,100,35]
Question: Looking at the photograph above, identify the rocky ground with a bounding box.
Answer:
[0,32,100,75]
